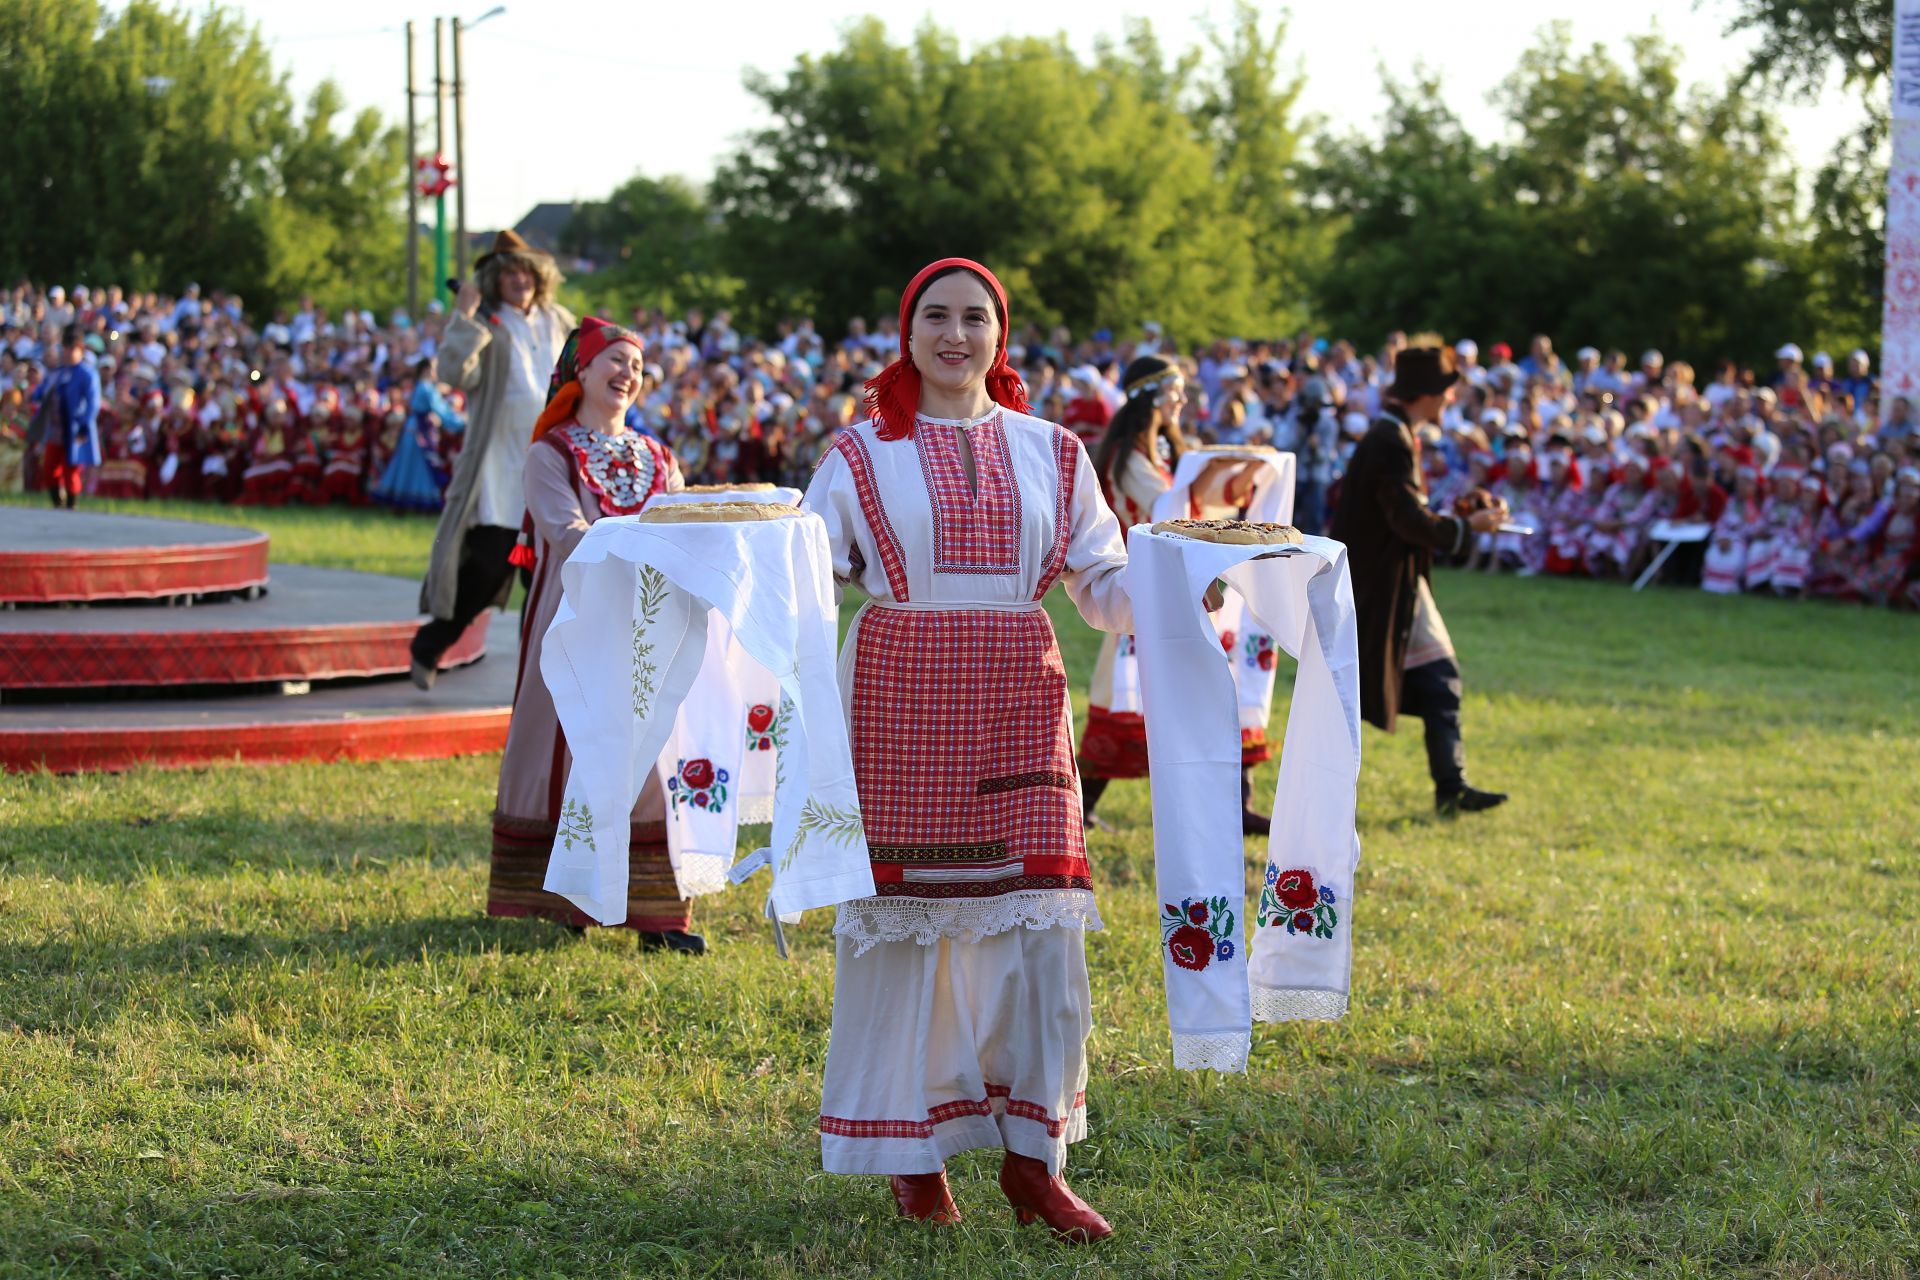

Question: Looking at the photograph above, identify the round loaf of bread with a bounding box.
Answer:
[638,502,801,524]
[1150,518,1303,545]
[683,482,777,493]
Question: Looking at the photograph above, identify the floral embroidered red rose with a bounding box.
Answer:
[1257,649,1276,671]
[1220,629,1236,652]
[1260,866,1340,939]
[1274,868,1317,912]
[681,758,716,790]
[747,704,775,734]
[1163,895,1236,972]
[1166,924,1215,971]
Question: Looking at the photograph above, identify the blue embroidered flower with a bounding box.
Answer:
[1319,885,1336,905]
[1265,865,1279,885]
[1215,938,1236,962]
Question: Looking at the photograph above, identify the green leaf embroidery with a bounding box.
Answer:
[630,566,670,718]
[781,798,865,873]
[770,693,795,790]
[557,798,595,853]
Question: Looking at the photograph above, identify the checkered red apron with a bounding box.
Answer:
[851,605,1090,900]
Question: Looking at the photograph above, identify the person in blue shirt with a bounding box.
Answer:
[30,324,102,508]
[372,358,467,511]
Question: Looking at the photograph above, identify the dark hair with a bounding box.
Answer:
[1090,355,1179,499]
[60,323,84,349]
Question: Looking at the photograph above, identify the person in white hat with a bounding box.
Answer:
[1840,350,1875,420]
[1773,344,1804,389]
[1572,347,1601,396]
[1633,350,1664,400]
[1455,338,1486,388]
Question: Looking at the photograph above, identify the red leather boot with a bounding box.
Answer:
[999,1151,1112,1242]
[888,1171,960,1225]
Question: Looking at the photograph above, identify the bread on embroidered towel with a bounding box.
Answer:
[639,500,801,523]
[658,483,806,506]
[1151,519,1303,545]
[1127,525,1362,1072]
[642,486,805,827]
[1151,468,1299,761]
[539,509,875,928]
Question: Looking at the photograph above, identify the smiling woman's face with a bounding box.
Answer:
[580,341,645,418]
[908,271,999,399]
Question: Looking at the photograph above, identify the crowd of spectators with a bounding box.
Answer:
[2,281,1913,609]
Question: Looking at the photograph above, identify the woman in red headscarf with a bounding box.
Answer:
[485,318,701,953]
[803,260,1133,1241]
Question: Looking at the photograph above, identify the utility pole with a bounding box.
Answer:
[453,16,468,281]
[432,17,448,300]
[404,21,419,322]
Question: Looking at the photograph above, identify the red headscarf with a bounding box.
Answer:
[863,257,1032,441]
[530,317,646,444]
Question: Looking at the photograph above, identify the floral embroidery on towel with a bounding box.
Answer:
[1163,895,1237,971]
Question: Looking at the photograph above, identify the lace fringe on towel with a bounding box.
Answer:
[1251,985,1349,1023]
[834,889,1103,955]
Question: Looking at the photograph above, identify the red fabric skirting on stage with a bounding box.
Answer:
[0,707,509,774]
[1,532,269,604]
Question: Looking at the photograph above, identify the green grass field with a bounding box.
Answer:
[2,501,1916,1278]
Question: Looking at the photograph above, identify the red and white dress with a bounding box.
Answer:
[804,408,1131,1176]
[1079,449,1171,779]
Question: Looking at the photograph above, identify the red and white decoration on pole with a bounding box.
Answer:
[415,153,455,198]
[1883,0,1920,420]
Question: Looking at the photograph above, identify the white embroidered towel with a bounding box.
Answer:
[1128,526,1361,1072]
[642,487,801,830]
[541,511,876,928]
[655,612,752,897]
[1153,451,1297,744]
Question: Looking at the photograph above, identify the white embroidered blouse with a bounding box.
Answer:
[804,408,1134,947]
[807,410,1133,627]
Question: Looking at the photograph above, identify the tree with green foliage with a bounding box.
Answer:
[0,0,406,317]
[1721,0,1892,353]
[556,173,740,322]
[1190,4,1324,333]
[1310,26,1816,368]
[710,16,1313,343]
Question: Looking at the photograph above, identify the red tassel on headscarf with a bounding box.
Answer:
[864,256,1032,441]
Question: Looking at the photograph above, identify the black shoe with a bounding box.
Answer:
[1436,785,1508,817]
[1240,770,1270,836]
[638,929,707,955]
[409,659,438,692]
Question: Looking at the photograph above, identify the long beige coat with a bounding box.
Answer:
[419,302,577,620]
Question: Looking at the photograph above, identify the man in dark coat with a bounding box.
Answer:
[1331,344,1509,815]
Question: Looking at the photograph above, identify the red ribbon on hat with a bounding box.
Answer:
[863,257,1031,441]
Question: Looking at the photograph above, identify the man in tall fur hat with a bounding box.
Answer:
[1332,339,1510,816]
[411,230,576,688]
